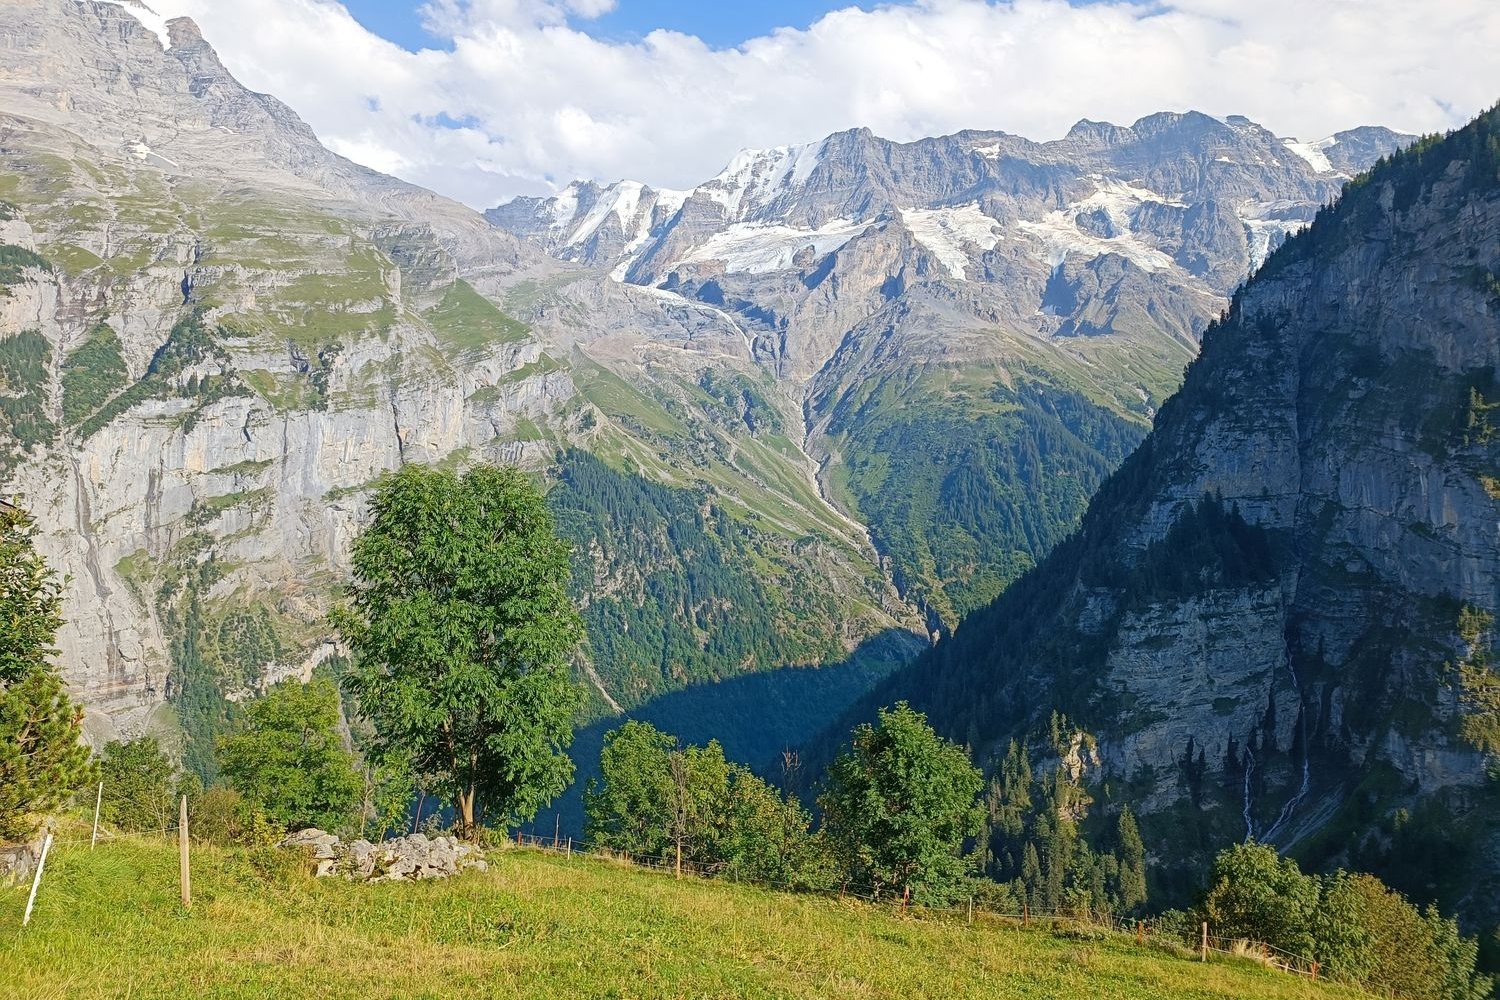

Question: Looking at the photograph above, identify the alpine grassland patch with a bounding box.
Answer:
[0,838,1365,1000]
[425,279,531,353]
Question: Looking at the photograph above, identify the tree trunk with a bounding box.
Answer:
[456,789,476,840]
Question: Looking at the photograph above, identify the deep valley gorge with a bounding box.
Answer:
[4,1,1500,990]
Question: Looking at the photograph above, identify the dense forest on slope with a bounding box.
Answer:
[823,365,1149,626]
[828,104,1500,929]
[548,449,905,711]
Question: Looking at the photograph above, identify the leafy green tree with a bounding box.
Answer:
[719,767,831,889]
[0,502,92,841]
[1200,841,1321,958]
[1198,844,1490,1000]
[820,702,983,902]
[587,720,827,886]
[586,721,736,875]
[335,463,585,838]
[216,678,361,832]
[97,736,176,833]
[586,720,677,858]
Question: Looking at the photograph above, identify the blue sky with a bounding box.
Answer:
[341,1,873,51]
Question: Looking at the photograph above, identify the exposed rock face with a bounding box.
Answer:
[492,113,1409,626]
[863,107,1500,923]
[0,0,914,748]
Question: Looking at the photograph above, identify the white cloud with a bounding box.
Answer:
[143,0,1500,209]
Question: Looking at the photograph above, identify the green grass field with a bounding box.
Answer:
[0,839,1363,1000]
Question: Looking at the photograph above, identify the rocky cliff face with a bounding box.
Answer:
[0,0,915,753]
[492,116,1410,626]
[860,109,1500,922]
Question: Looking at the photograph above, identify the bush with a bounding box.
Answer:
[1200,842,1320,958]
[1197,843,1492,1000]
[215,679,361,833]
[97,737,177,834]
[585,720,827,888]
[191,787,281,848]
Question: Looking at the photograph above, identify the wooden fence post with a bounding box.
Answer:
[179,794,191,910]
[968,895,974,925]
[21,833,53,927]
[1136,920,1144,945]
[1023,902,1029,926]
[1310,960,1319,981]
[554,814,561,850]
[566,837,572,857]
[1200,922,1208,962]
[901,885,910,915]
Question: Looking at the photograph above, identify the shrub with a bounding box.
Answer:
[215,678,361,833]
[97,737,177,833]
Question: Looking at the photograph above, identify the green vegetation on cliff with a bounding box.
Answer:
[550,449,851,709]
[0,330,55,467]
[60,322,128,425]
[821,364,1148,626]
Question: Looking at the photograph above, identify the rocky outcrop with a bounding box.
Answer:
[861,105,1500,923]
[281,829,488,881]
[0,0,916,746]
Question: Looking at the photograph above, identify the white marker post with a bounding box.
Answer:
[91,780,103,849]
[21,833,54,927]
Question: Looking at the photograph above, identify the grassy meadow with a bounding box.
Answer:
[0,838,1366,1000]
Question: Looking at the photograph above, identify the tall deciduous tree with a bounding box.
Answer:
[820,702,983,903]
[0,502,92,841]
[335,464,584,838]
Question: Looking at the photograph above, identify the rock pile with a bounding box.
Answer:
[280,829,488,881]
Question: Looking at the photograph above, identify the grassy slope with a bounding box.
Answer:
[1,839,1362,1000]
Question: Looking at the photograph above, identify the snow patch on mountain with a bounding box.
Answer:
[1015,179,1181,273]
[627,282,755,355]
[900,205,1004,279]
[569,180,645,244]
[1282,137,1335,174]
[544,184,582,230]
[80,0,171,49]
[1237,199,1311,270]
[698,140,828,218]
[675,219,870,274]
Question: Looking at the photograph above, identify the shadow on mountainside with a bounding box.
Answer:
[522,627,925,841]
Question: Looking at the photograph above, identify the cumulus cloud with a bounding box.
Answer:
[143,0,1500,208]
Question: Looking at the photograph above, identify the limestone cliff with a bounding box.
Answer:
[0,0,915,751]
[861,108,1500,922]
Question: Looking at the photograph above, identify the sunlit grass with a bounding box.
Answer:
[0,837,1367,1000]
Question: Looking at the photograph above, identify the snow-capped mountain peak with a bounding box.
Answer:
[488,114,1413,335]
[695,138,830,219]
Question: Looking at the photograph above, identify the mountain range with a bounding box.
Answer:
[845,108,1500,931]
[11,0,1483,921]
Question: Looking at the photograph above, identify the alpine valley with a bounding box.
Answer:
[12,0,1497,934]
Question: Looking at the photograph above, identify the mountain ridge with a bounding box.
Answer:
[837,105,1500,924]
